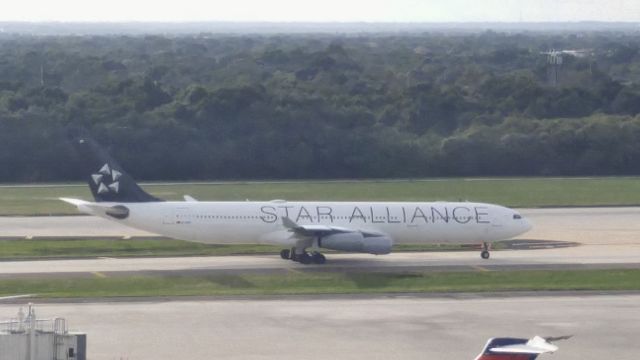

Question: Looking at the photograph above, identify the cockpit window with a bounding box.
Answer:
[513,214,522,220]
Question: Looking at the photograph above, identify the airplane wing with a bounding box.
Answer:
[281,217,384,237]
[281,217,393,255]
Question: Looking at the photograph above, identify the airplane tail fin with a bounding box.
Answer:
[474,336,563,360]
[70,135,163,203]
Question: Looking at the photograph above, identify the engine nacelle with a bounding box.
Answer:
[319,232,393,255]
[105,205,130,219]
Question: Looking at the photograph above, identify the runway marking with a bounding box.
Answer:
[469,265,490,272]
[92,272,107,278]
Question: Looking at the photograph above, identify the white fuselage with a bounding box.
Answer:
[78,200,531,248]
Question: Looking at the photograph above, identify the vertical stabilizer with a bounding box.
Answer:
[72,136,163,203]
[474,336,561,360]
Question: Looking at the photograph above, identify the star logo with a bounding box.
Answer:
[92,163,122,194]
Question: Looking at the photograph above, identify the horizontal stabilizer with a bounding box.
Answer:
[0,294,34,302]
[59,197,90,207]
[59,198,129,219]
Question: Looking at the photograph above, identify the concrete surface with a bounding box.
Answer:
[1,294,638,360]
[520,207,640,245]
[1,244,640,277]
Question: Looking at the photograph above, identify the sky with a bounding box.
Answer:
[1,0,639,23]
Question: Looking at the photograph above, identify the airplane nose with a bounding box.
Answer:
[522,217,533,233]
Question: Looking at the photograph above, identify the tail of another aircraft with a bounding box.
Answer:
[71,135,162,203]
[474,336,566,360]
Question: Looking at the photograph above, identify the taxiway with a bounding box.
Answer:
[1,244,640,278]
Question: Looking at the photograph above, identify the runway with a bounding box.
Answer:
[520,207,640,245]
[1,294,638,360]
[1,244,639,278]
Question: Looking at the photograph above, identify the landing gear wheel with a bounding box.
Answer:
[280,249,291,260]
[311,252,326,264]
[298,252,312,264]
[480,242,491,259]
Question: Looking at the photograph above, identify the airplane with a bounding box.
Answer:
[60,137,532,264]
[474,335,569,360]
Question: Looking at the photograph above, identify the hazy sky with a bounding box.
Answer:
[2,0,639,22]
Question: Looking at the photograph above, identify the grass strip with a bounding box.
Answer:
[1,269,638,298]
[0,238,487,259]
[0,238,281,259]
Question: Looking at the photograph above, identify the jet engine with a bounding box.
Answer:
[319,232,393,254]
[105,205,130,219]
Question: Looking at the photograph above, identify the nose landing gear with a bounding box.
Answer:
[481,242,491,259]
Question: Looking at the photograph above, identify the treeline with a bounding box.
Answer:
[1,31,640,182]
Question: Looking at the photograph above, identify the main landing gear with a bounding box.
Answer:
[280,248,326,265]
[481,242,491,259]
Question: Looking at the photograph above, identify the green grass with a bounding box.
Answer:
[0,237,281,259]
[4,177,640,215]
[0,185,93,215]
[1,269,638,298]
[0,237,485,260]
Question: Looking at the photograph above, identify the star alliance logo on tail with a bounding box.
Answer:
[92,163,122,194]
